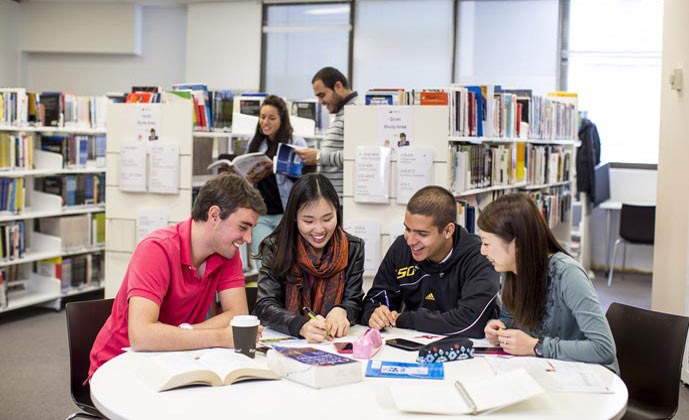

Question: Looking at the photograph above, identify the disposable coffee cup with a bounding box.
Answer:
[231,315,260,359]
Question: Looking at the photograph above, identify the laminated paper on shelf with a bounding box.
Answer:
[136,210,169,244]
[119,143,147,192]
[396,148,433,204]
[148,143,180,194]
[343,220,380,276]
[354,146,391,204]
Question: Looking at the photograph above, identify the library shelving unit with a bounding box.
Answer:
[343,100,578,284]
[105,101,193,298]
[0,125,106,313]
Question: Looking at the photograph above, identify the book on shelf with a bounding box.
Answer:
[1,89,108,129]
[290,100,325,132]
[92,213,105,245]
[0,269,7,309]
[266,346,362,388]
[37,256,64,290]
[210,90,234,130]
[206,153,273,184]
[389,369,544,415]
[0,178,25,214]
[419,90,449,106]
[172,83,212,129]
[273,143,304,178]
[0,132,33,171]
[0,221,25,260]
[131,86,162,93]
[365,88,407,105]
[233,93,267,118]
[126,92,158,104]
[133,347,279,392]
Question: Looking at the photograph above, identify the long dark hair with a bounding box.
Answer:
[247,95,293,158]
[477,193,568,330]
[258,173,342,281]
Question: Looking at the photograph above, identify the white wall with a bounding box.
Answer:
[652,0,689,314]
[0,0,20,86]
[186,2,262,91]
[21,5,186,96]
[589,167,657,272]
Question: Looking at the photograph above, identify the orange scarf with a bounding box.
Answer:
[285,228,348,317]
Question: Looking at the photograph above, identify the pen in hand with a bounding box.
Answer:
[303,306,332,338]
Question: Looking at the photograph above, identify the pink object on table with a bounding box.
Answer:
[353,328,383,359]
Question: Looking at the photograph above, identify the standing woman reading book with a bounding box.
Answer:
[246,95,307,269]
[478,193,619,373]
[255,174,364,342]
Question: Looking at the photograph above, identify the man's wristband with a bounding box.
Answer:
[179,323,193,330]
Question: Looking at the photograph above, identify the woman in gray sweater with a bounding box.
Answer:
[478,193,618,374]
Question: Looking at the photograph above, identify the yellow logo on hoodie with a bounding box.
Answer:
[425,292,435,301]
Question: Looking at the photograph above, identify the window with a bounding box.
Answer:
[455,0,559,95]
[567,0,663,164]
[353,0,453,92]
[262,2,352,100]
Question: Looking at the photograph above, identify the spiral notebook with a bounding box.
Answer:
[389,369,544,415]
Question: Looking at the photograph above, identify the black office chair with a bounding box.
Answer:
[246,285,258,315]
[606,302,689,420]
[65,298,114,420]
[607,204,655,286]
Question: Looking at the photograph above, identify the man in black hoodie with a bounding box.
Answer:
[361,186,499,336]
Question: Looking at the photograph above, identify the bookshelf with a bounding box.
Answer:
[343,95,578,283]
[0,125,106,314]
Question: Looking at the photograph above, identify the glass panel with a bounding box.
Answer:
[455,0,559,95]
[568,0,663,164]
[264,3,351,100]
[354,0,453,91]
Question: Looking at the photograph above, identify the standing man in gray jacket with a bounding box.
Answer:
[295,67,359,203]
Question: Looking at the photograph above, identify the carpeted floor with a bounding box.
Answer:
[1,274,688,419]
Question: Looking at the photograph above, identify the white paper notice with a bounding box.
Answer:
[343,220,380,275]
[149,143,180,194]
[378,107,413,149]
[136,210,168,244]
[119,143,147,192]
[132,104,162,143]
[397,148,434,204]
[355,146,391,204]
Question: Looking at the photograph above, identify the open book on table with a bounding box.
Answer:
[389,369,544,415]
[132,347,280,392]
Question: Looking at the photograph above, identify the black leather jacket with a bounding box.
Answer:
[255,233,365,337]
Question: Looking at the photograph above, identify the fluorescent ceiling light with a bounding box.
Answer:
[305,6,349,15]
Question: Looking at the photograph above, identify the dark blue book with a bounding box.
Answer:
[273,143,304,178]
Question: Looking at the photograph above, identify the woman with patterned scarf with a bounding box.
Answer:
[255,173,365,342]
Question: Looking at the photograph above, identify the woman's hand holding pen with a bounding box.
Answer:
[300,315,329,343]
[496,328,539,356]
[484,319,506,345]
[325,307,350,338]
[369,305,399,330]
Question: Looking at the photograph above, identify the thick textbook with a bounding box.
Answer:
[133,348,279,392]
[207,153,273,184]
[266,346,362,388]
[390,369,545,415]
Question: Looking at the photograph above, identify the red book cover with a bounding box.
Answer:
[420,91,448,106]
[126,92,153,103]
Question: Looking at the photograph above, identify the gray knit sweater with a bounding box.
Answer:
[319,92,358,202]
[499,252,619,374]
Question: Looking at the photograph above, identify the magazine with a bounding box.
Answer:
[273,143,304,178]
[207,153,273,184]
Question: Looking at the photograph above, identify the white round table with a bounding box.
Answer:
[91,329,627,420]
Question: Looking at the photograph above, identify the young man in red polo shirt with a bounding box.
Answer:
[88,173,266,380]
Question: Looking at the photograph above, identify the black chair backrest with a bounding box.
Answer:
[66,299,114,403]
[246,286,258,315]
[606,302,689,417]
[619,204,655,244]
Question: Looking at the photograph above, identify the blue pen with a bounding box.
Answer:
[383,290,390,308]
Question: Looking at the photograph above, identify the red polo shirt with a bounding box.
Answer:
[87,218,244,380]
